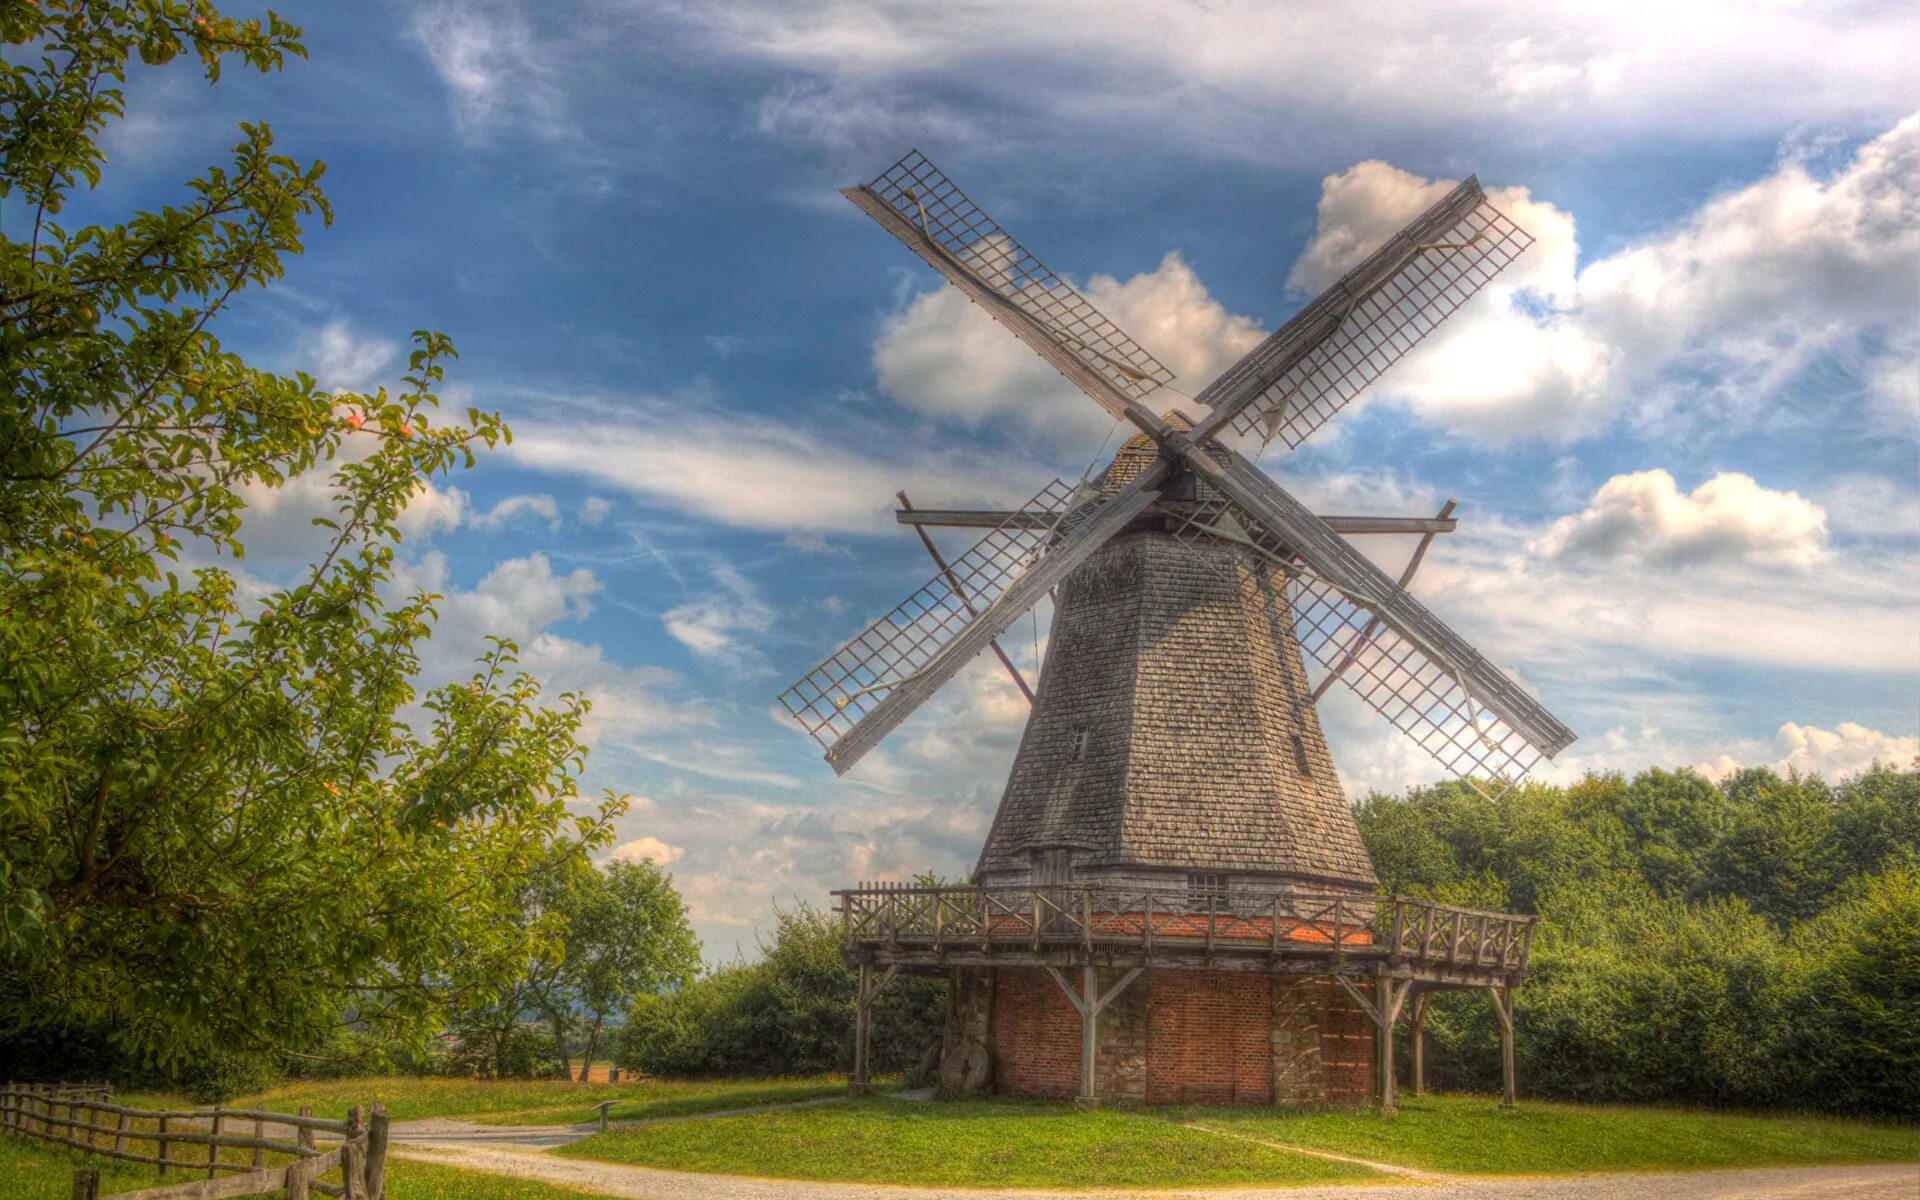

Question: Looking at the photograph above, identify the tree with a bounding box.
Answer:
[0,1,622,1070]
[561,857,701,1077]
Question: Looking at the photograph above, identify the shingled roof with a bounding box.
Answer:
[973,422,1379,890]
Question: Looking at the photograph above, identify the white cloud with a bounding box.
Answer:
[504,388,1037,534]
[682,1,1916,158]
[410,1,563,140]
[1697,721,1919,780]
[1822,474,1920,540]
[579,496,613,526]
[469,493,563,531]
[1534,469,1829,571]
[662,561,775,675]
[610,835,685,865]
[306,320,398,393]
[874,251,1263,442]
[1289,115,1920,439]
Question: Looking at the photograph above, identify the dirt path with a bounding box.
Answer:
[389,1147,1917,1200]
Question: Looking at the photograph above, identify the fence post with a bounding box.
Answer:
[296,1105,315,1152]
[113,1109,127,1154]
[341,1105,367,1200]
[157,1114,170,1175]
[365,1103,390,1200]
[252,1115,265,1168]
[70,1168,101,1200]
[207,1108,224,1178]
[285,1154,315,1200]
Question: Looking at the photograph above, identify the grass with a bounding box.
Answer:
[555,1094,1378,1189]
[0,1136,609,1200]
[1182,1092,1920,1175]
[123,1074,849,1127]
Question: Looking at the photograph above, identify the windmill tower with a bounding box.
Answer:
[780,152,1575,1111]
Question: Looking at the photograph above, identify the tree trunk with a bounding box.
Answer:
[579,1011,606,1082]
[549,1008,574,1080]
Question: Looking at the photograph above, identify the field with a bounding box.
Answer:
[560,1092,1918,1189]
[145,1074,848,1126]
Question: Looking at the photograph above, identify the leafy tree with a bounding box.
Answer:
[563,856,702,1074]
[617,902,944,1078]
[1706,769,1843,924]
[0,1,621,1070]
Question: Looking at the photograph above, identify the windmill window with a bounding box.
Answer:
[1291,734,1314,778]
[1069,727,1091,761]
[1188,872,1228,908]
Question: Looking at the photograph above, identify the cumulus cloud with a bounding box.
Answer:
[1534,470,1829,571]
[874,251,1264,442]
[1697,722,1919,781]
[1289,116,1920,439]
[306,320,399,392]
[610,835,685,865]
[469,493,563,531]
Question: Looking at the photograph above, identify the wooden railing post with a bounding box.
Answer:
[297,1105,315,1152]
[366,1103,391,1200]
[70,1167,101,1200]
[342,1105,368,1200]
[156,1114,170,1175]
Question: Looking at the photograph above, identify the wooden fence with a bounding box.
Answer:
[0,1084,389,1200]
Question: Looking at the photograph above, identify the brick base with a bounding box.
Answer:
[985,967,1374,1108]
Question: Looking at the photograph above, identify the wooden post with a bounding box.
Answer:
[366,1104,390,1200]
[112,1109,128,1154]
[208,1108,224,1178]
[1375,975,1397,1115]
[70,1168,101,1200]
[1486,985,1516,1109]
[286,1154,315,1200]
[297,1105,315,1152]
[1078,963,1098,1107]
[852,961,872,1095]
[342,1106,367,1200]
[252,1116,265,1168]
[156,1114,170,1175]
[1409,991,1432,1097]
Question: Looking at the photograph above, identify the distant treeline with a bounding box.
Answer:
[618,763,1916,1118]
[1362,763,1917,1118]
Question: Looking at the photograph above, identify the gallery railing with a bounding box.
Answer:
[832,884,1536,973]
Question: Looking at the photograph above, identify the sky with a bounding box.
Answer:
[85,0,1920,957]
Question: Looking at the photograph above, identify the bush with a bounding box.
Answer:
[178,1051,280,1104]
[616,902,944,1078]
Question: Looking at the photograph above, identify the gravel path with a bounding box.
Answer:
[384,1096,850,1153]
[388,1148,1918,1200]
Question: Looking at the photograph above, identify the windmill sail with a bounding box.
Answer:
[781,467,1166,772]
[1171,456,1576,773]
[1192,179,1534,452]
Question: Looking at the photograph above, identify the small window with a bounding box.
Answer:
[1290,733,1314,778]
[1188,872,1228,908]
[1069,727,1091,762]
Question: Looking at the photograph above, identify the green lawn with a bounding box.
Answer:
[1183,1093,1919,1175]
[556,1095,1378,1188]
[0,1137,604,1200]
[124,1075,848,1127]
[559,1091,1917,1188]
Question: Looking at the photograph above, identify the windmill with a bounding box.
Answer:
[780,151,1575,1112]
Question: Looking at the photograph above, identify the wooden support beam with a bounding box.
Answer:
[896,509,1461,536]
[1486,985,1516,1109]
[1043,964,1145,1108]
[851,962,900,1094]
[1410,990,1433,1097]
[897,491,1035,707]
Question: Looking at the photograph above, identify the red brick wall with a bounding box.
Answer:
[990,968,1083,1100]
[989,966,1373,1108]
[1145,970,1274,1105]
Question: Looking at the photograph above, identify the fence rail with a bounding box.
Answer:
[0,1084,388,1200]
[833,884,1536,973]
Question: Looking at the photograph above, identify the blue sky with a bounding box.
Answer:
[92,1,1919,955]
